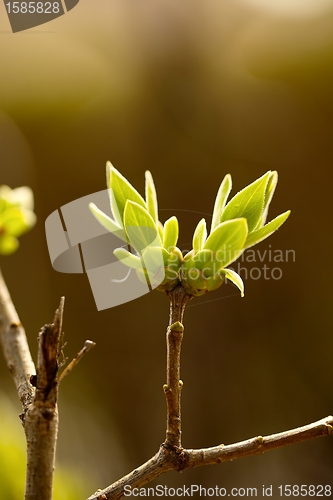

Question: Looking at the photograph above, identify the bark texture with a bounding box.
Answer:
[0,269,63,500]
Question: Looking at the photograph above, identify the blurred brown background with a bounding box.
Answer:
[0,0,332,497]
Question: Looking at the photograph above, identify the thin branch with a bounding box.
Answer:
[186,415,333,467]
[164,286,191,448]
[0,268,36,409]
[164,321,184,448]
[87,450,171,500]
[0,268,65,500]
[0,268,98,500]
[34,297,64,403]
[24,297,65,500]
[87,285,332,500]
[87,416,333,500]
[59,339,96,383]
[168,284,191,326]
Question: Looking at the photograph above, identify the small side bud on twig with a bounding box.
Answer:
[169,321,184,333]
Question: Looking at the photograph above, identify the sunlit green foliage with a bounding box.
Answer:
[90,164,290,297]
[0,186,36,255]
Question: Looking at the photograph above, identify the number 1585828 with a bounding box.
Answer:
[5,2,60,14]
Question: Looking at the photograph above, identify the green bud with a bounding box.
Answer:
[181,251,208,295]
[156,246,183,292]
[91,165,290,301]
[205,273,225,292]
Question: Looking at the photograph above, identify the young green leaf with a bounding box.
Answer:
[167,246,183,270]
[141,246,168,288]
[211,174,232,233]
[107,162,147,227]
[157,220,164,241]
[113,248,143,269]
[162,216,179,251]
[203,218,248,267]
[192,218,207,253]
[259,171,278,227]
[89,202,127,242]
[193,249,218,277]
[145,170,159,224]
[142,245,169,267]
[221,171,271,232]
[154,246,182,292]
[222,268,244,297]
[244,210,291,249]
[123,200,161,254]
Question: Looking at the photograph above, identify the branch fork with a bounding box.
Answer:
[0,270,332,500]
[87,285,332,500]
[0,269,95,500]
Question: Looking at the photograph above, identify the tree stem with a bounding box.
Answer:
[87,416,333,500]
[0,268,63,500]
[164,285,191,448]
[87,284,333,500]
[0,268,35,409]
[24,299,64,500]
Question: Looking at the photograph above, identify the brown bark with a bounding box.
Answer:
[0,269,63,500]
[87,286,332,500]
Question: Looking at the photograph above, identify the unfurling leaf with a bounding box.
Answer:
[113,248,142,269]
[244,210,291,249]
[192,218,207,253]
[211,174,232,233]
[123,200,161,254]
[260,171,278,227]
[89,203,126,242]
[90,163,290,298]
[222,268,244,297]
[107,162,146,227]
[145,171,159,224]
[162,216,179,251]
[142,246,169,271]
[204,218,248,267]
[221,171,270,232]
[157,220,164,241]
